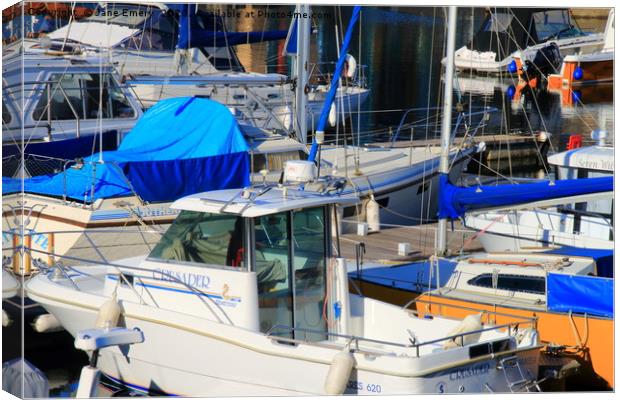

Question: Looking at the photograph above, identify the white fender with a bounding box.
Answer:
[32,313,63,333]
[324,348,355,395]
[366,196,380,232]
[2,309,11,327]
[344,54,357,78]
[328,103,337,127]
[95,294,121,329]
[272,105,293,131]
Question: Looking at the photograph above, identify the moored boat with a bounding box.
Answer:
[24,180,543,395]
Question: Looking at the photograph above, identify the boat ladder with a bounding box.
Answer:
[498,355,541,392]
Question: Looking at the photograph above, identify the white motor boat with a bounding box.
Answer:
[25,179,542,395]
[463,135,613,252]
[448,8,605,74]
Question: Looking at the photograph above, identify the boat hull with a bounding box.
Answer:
[350,278,613,390]
[30,289,540,396]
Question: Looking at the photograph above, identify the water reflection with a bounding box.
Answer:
[215,5,612,149]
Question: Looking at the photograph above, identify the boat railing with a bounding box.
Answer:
[260,61,368,88]
[390,107,496,147]
[404,297,538,328]
[7,231,235,325]
[265,311,536,358]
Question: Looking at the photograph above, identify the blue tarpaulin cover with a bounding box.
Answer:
[3,97,250,203]
[547,273,613,318]
[438,174,613,219]
[544,246,614,278]
[176,5,287,49]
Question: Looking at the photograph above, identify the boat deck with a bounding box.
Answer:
[339,220,482,264]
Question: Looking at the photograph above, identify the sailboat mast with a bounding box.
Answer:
[436,6,457,255]
[295,4,310,144]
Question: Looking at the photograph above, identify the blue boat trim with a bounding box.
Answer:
[106,275,240,302]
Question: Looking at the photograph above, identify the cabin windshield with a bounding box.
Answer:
[32,73,135,121]
[148,211,246,268]
[531,10,581,42]
[255,206,328,341]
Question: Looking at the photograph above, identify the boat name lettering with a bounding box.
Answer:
[449,363,489,381]
[152,268,211,289]
[346,380,382,393]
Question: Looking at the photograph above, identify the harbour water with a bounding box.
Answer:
[2,4,614,397]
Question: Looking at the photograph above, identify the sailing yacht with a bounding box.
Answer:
[463,133,613,252]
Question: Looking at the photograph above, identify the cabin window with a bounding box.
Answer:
[255,207,328,340]
[148,211,246,268]
[467,273,545,295]
[32,73,136,122]
[531,10,577,42]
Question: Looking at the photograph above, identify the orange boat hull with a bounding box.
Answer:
[352,279,613,389]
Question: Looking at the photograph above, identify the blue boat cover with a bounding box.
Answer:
[438,174,613,219]
[176,6,287,49]
[347,258,458,291]
[3,97,250,203]
[547,273,613,318]
[544,246,614,278]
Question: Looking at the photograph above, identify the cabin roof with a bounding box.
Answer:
[547,146,613,172]
[171,186,359,217]
[455,252,596,277]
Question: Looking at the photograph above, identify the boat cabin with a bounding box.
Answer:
[109,186,358,337]
[436,251,612,317]
[2,53,143,176]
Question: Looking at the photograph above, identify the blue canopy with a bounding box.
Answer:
[547,273,613,318]
[438,174,613,219]
[176,5,287,49]
[3,97,250,203]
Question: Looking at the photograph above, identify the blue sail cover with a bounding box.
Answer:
[438,174,613,219]
[308,5,361,161]
[176,5,287,49]
[3,97,250,203]
[547,273,613,318]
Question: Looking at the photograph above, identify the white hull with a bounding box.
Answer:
[464,209,613,252]
[29,271,540,396]
[451,33,605,74]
